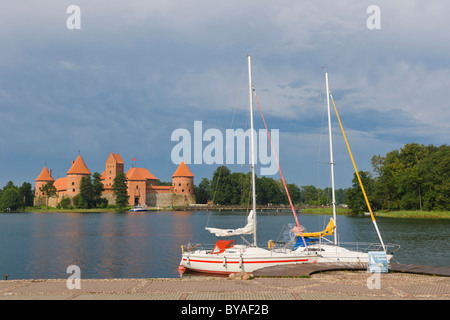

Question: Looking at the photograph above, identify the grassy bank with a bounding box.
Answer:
[290,207,450,219]
[378,210,450,219]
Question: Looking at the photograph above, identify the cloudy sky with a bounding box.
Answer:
[1,0,449,191]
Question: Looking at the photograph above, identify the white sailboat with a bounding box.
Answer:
[293,71,399,263]
[178,56,318,275]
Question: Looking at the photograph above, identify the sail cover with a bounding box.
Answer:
[205,210,254,237]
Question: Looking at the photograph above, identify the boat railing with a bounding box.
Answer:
[181,242,218,254]
[269,237,400,254]
[314,240,401,254]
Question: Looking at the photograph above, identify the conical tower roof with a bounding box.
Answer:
[36,165,54,182]
[172,160,194,178]
[67,154,91,175]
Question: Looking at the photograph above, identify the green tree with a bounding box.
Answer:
[418,145,450,210]
[112,172,129,211]
[59,197,71,209]
[370,143,449,211]
[19,182,34,208]
[195,177,211,204]
[78,176,94,209]
[71,194,81,208]
[256,176,283,205]
[282,182,302,205]
[156,179,172,186]
[335,188,349,205]
[210,166,232,205]
[346,171,379,213]
[3,180,16,192]
[92,172,105,207]
[40,182,57,209]
[300,185,319,205]
[228,172,249,205]
[0,188,22,212]
[398,143,430,210]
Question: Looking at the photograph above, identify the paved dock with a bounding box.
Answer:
[0,270,448,300]
[253,262,450,277]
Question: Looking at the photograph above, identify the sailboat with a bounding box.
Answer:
[178,56,318,275]
[293,71,399,263]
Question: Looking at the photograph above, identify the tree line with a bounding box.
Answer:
[194,166,348,206]
[0,181,34,211]
[1,143,447,213]
[346,143,449,212]
[195,143,449,213]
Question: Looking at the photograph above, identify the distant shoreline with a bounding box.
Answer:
[1,206,447,219]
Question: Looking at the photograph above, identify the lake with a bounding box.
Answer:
[0,211,448,280]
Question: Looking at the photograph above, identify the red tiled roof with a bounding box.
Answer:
[54,177,67,192]
[106,152,124,164]
[67,155,91,175]
[36,165,54,182]
[172,160,194,178]
[113,153,124,164]
[148,186,172,190]
[126,167,157,181]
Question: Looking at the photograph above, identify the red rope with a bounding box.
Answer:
[253,91,309,249]
[253,91,300,228]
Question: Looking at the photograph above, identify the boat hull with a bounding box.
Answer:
[180,247,318,275]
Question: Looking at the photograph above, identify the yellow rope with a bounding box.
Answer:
[329,93,376,222]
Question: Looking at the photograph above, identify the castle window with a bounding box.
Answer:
[187,183,189,186]
[179,183,181,186]
[136,186,138,189]
[182,189,184,193]
[72,182,74,186]
[188,189,190,192]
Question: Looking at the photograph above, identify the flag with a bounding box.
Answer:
[132,158,136,161]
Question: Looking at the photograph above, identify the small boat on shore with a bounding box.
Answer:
[129,204,149,212]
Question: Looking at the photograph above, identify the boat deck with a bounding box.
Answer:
[253,262,450,277]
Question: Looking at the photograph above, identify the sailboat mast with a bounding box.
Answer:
[248,55,257,247]
[325,71,337,245]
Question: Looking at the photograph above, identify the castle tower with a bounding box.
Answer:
[66,154,91,197]
[34,165,55,206]
[172,160,194,195]
[126,167,158,206]
[102,153,124,190]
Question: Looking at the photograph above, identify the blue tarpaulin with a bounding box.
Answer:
[293,237,318,249]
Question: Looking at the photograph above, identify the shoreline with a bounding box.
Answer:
[6,207,449,219]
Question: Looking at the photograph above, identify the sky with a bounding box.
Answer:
[1,0,449,191]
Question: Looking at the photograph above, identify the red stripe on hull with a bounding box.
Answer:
[183,258,309,264]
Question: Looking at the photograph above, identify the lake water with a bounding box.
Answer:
[0,211,448,280]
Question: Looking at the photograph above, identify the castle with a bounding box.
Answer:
[34,153,195,208]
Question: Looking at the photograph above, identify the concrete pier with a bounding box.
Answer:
[0,270,448,300]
